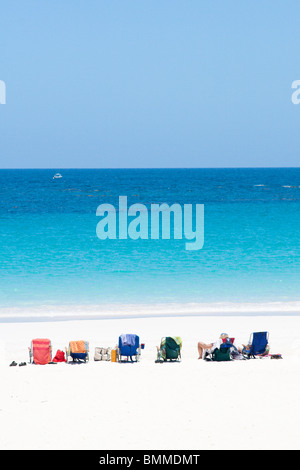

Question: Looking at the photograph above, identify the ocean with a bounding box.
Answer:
[0,168,299,318]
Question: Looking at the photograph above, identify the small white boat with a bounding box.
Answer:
[53,173,62,179]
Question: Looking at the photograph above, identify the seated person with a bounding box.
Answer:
[242,340,270,357]
[198,333,241,359]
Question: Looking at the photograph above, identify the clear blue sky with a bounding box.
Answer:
[1,0,300,168]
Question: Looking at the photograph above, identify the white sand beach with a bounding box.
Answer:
[1,313,300,450]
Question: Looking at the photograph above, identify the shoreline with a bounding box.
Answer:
[1,300,300,323]
[1,310,300,324]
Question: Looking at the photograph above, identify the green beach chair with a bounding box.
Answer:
[156,336,182,363]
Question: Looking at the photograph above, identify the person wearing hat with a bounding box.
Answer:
[197,333,240,359]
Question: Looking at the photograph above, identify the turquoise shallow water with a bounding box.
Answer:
[0,168,299,313]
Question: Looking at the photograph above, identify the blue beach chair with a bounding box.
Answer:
[243,332,269,358]
[117,334,141,362]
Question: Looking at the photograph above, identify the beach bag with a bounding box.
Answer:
[52,350,66,362]
[94,347,111,361]
[231,349,245,360]
[212,347,232,362]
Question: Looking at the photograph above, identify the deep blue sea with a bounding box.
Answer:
[0,168,300,317]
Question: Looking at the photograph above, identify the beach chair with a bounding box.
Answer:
[29,338,52,365]
[117,334,141,362]
[156,336,182,363]
[242,332,269,358]
[66,340,89,363]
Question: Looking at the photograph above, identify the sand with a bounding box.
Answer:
[1,313,299,450]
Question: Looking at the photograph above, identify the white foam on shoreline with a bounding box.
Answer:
[1,300,300,322]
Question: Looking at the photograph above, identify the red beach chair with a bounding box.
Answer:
[29,338,52,365]
[222,337,235,344]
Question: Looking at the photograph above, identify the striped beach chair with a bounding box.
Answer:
[29,338,52,365]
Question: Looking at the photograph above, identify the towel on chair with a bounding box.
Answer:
[69,341,87,354]
[120,334,137,346]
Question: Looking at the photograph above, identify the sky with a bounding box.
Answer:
[1,0,300,169]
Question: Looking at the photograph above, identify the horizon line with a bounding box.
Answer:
[1,166,300,170]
